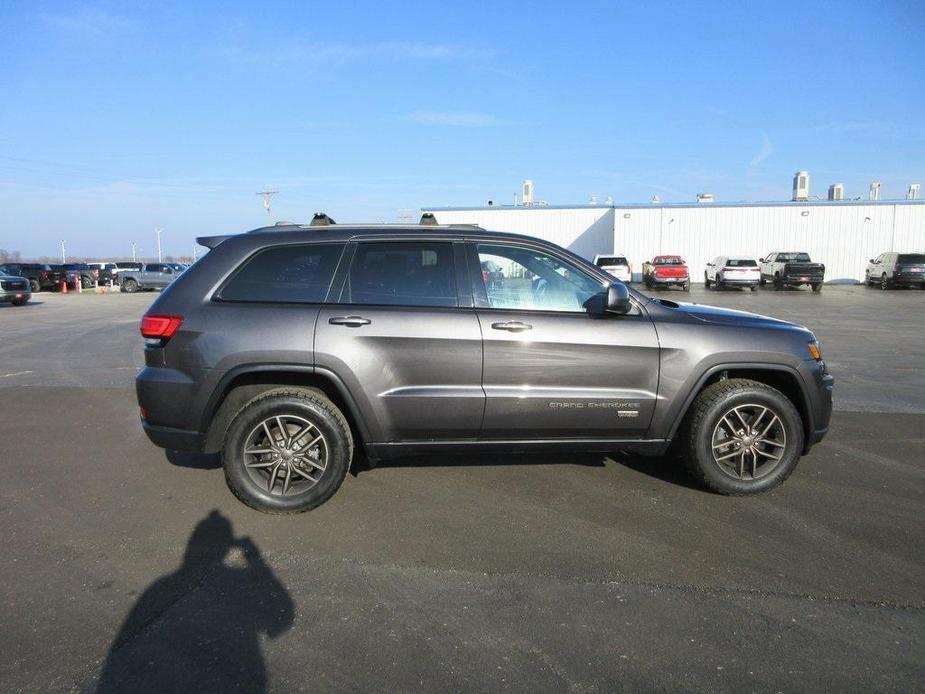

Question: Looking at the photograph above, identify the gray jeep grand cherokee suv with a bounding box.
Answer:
[136,220,833,513]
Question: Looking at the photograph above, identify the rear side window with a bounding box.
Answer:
[344,241,457,307]
[218,243,345,303]
[898,254,925,264]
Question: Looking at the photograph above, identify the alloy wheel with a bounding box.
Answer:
[242,414,328,496]
[710,403,787,480]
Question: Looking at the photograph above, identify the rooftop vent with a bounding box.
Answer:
[419,212,438,225]
[274,220,295,226]
[827,183,845,201]
[792,171,810,202]
[697,192,714,203]
[310,213,336,226]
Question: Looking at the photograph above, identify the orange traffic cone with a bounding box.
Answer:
[61,280,68,294]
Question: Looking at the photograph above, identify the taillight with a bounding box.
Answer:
[140,314,184,340]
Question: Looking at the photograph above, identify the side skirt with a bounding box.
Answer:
[367,438,670,462]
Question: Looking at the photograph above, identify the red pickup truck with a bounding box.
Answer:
[643,255,690,291]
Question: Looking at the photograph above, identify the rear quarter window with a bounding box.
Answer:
[217,243,345,303]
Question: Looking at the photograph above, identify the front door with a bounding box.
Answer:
[315,239,483,443]
[470,241,660,440]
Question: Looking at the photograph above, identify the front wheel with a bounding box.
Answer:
[880,274,889,290]
[29,279,40,292]
[773,274,783,290]
[704,272,711,289]
[222,388,353,513]
[11,297,28,306]
[680,379,804,495]
[750,285,758,292]
[812,283,822,293]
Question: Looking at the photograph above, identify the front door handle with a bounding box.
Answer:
[491,321,533,332]
[329,316,371,328]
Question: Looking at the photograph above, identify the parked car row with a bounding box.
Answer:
[595,249,925,292]
[0,261,187,292]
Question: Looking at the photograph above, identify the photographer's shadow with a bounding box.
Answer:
[94,510,293,693]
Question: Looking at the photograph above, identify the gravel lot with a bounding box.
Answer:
[1,286,923,692]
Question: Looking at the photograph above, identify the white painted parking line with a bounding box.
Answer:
[0,370,33,378]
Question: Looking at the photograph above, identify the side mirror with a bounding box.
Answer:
[868,259,874,264]
[585,282,630,315]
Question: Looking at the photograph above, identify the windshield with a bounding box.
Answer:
[726,258,757,267]
[778,253,812,262]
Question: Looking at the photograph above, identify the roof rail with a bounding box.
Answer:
[419,212,438,225]
[310,213,336,226]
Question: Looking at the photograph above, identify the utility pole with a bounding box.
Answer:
[60,240,67,263]
[131,242,137,262]
[155,228,164,263]
[192,244,198,262]
[257,190,278,220]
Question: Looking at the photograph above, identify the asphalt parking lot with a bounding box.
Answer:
[1,286,923,692]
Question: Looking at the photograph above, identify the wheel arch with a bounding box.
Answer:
[199,364,372,455]
[665,363,813,453]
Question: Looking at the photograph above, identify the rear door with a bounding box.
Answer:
[470,240,660,439]
[315,238,483,443]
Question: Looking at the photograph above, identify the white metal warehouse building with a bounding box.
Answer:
[423,200,925,283]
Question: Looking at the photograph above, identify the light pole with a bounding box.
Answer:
[155,228,164,263]
[131,242,137,262]
[257,190,278,220]
[60,239,67,263]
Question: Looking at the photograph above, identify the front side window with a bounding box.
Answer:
[218,243,344,303]
[344,241,457,307]
[476,243,605,312]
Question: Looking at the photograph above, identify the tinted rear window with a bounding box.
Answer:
[654,257,684,265]
[898,254,925,264]
[345,241,457,307]
[778,253,811,262]
[596,256,628,267]
[726,259,757,267]
[218,243,345,303]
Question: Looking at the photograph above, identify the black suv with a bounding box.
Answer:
[137,221,833,513]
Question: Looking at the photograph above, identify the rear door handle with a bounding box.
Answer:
[491,321,533,332]
[328,316,371,328]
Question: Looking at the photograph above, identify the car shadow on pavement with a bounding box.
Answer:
[91,510,293,693]
[353,451,608,474]
[165,449,222,469]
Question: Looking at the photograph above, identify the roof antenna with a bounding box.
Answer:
[419,212,438,225]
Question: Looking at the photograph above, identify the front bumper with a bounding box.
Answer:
[803,364,834,453]
[0,288,31,302]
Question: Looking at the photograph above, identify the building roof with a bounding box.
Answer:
[424,198,925,212]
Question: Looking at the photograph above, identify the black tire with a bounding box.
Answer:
[880,274,889,290]
[682,281,690,292]
[759,276,766,287]
[811,282,822,293]
[29,279,40,292]
[749,285,758,292]
[773,273,782,290]
[122,278,138,293]
[704,272,711,289]
[11,297,28,306]
[679,378,804,495]
[222,388,353,513]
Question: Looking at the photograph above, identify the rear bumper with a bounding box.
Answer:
[718,278,759,286]
[141,419,203,452]
[649,275,689,285]
[782,275,824,284]
[892,276,925,286]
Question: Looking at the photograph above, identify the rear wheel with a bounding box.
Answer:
[704,272,711,289]
[122,278,138,293]
[749,285,758,292]
[680,379,804,495]
[682,281,690,292]
[222,388,353,513]
[811,282,822,293]
[11,297,28,306]
[29,279,40,292]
